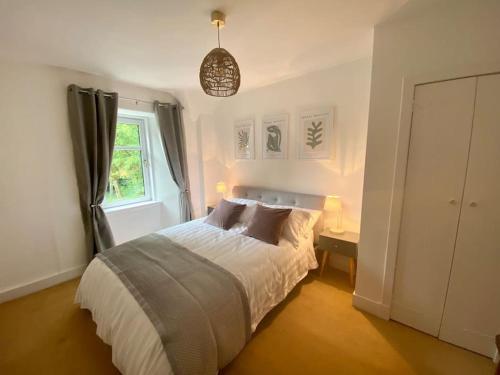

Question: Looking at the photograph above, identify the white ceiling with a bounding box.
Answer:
[0,0,407,92]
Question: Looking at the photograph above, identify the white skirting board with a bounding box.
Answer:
[0,264,87,304]
[352,291,390,320]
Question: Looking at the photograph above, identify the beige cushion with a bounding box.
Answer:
[265,204,322,248]
[204,199,246,230]
[243,205,292,245]
[228,197,260,224]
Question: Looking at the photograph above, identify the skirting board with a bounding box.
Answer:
[352,291,391,320]
[0,264,86,304]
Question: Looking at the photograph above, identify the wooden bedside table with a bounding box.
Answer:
[318,231,359,286]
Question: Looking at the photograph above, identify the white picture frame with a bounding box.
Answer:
[234,119,255,160]
[298,107,334,159]
[262,113,288,159]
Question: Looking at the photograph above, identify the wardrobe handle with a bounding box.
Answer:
[448,199,457,205]
[469,201,478,207]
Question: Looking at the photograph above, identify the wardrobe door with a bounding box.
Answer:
[391,77,477,336]
[439,74,500,357]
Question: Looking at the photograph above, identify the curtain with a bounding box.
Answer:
[67,84,118,257]
[154,100,193,222]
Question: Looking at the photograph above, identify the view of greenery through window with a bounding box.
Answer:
[104,122,146,205]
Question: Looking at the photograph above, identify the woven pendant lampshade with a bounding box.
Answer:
[200,11,240,97]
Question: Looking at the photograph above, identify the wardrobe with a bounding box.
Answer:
[391,73,500,358]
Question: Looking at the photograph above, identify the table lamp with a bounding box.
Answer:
[324,195,344,234]
[216,181,227,200]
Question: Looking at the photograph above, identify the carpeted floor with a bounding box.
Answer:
[0,268,494,375]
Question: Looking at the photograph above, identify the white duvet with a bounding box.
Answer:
[75,218,318,375]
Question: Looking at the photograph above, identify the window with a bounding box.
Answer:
[104,115,152,208]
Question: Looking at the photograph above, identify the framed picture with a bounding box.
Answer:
[298,107,334,159]
[262,113,288,159]
[234,119,255,160]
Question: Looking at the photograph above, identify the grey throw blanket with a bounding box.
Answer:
[97,233,251,375]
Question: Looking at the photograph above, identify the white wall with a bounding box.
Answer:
[106,202,163,245]
[194,58,372,272]
[0,61,178,300]
[355,0,500,317]
[208,58,372,232]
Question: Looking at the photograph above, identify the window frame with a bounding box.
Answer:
[103,114,154,209]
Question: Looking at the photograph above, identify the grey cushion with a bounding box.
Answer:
[243,205,292,245]
[232,185,326,242]
[205,199,246,230]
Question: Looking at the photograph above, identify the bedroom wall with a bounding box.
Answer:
[355,0,500,318]
[208,58,372,233]
[0,61,185,301]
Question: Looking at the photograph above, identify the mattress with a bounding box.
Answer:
[75,218,318,375]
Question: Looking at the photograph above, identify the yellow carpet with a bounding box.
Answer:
[0,269,494,374]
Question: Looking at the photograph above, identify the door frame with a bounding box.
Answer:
[381,62,500,313]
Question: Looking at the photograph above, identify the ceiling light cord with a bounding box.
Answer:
[217,21,220,48]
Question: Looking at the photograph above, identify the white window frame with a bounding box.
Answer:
[103,113,154,209]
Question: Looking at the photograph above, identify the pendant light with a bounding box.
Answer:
[199,10,241,97]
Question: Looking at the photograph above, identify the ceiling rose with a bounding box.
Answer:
[199,10,241,97]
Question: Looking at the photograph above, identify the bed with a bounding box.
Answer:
[75,186,325,375]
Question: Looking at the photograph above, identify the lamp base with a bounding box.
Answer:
[328,227,345,235]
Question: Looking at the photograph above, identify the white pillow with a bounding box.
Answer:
[264,204,322,248]
[227,198,260,225]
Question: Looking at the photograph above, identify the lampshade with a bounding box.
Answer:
[199,11,240,97]
[216,181,227,194]
[324,195,342,212]
[200,48,240,97]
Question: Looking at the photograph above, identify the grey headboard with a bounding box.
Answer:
[232,186,326,239]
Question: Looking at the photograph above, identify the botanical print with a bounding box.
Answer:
[306,120,323,149]
[298,108,333,159]
[238,128,250,151]
[262,114,288,159]
[266,125,281,152]
[234,119,255,159]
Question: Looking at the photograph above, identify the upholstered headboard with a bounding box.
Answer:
[232,186,326,240]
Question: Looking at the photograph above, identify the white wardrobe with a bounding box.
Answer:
[391,73,500,358]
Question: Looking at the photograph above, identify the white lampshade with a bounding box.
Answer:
[324,195,342,212]
[324,195,344,234]
[216,181,227,194]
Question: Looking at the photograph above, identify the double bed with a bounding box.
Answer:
[76,186,325,374]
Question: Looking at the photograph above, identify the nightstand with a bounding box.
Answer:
[207,205,215,215]
[317,231,359,286]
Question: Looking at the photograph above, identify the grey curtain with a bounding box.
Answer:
[154,100,193,222]
[67,84,118,257]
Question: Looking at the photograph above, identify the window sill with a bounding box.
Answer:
[104,200,162,214]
